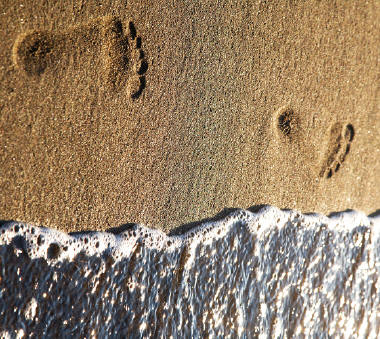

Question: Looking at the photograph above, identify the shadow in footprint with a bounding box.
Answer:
[274,107,301,143]
[13,32,55,76]
[320,122,355,179]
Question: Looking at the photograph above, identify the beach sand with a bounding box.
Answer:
[0,0,379,233]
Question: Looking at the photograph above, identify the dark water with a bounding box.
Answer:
[0,206,379,338]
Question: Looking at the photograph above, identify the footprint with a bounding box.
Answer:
[319,122,355,179]
[101,19,148,97]
[12,17,147,99]
[275,106,300,142]
[12,31,55,76]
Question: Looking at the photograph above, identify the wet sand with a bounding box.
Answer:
[0,0,379,233]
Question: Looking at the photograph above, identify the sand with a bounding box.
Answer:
[0,0,379,233]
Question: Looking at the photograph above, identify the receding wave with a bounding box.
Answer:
[1,206,379,338]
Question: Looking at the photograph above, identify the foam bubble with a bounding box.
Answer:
[24,298,38,321]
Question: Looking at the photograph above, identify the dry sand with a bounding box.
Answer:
[0,0,379,233]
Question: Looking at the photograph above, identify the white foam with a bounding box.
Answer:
[0,206,379,337]
[1,207,377,262]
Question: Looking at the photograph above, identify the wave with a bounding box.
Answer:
[0,206,379,337]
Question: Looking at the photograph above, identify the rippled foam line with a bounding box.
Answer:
[0,206,379,262]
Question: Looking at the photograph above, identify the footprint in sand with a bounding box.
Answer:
[12,17,147,99]
[320,122,355,179]
[275,106,301,142]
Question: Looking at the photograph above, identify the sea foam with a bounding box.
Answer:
[0,206,379,338]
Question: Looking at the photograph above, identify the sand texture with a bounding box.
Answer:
[0,0,379,233]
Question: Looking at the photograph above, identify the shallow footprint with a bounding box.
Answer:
[12,17,148,99]
[101,19,148,98]
[12,31,55,76]
[320,122,355,179]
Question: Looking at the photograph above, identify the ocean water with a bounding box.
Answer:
[0,206,379,338]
